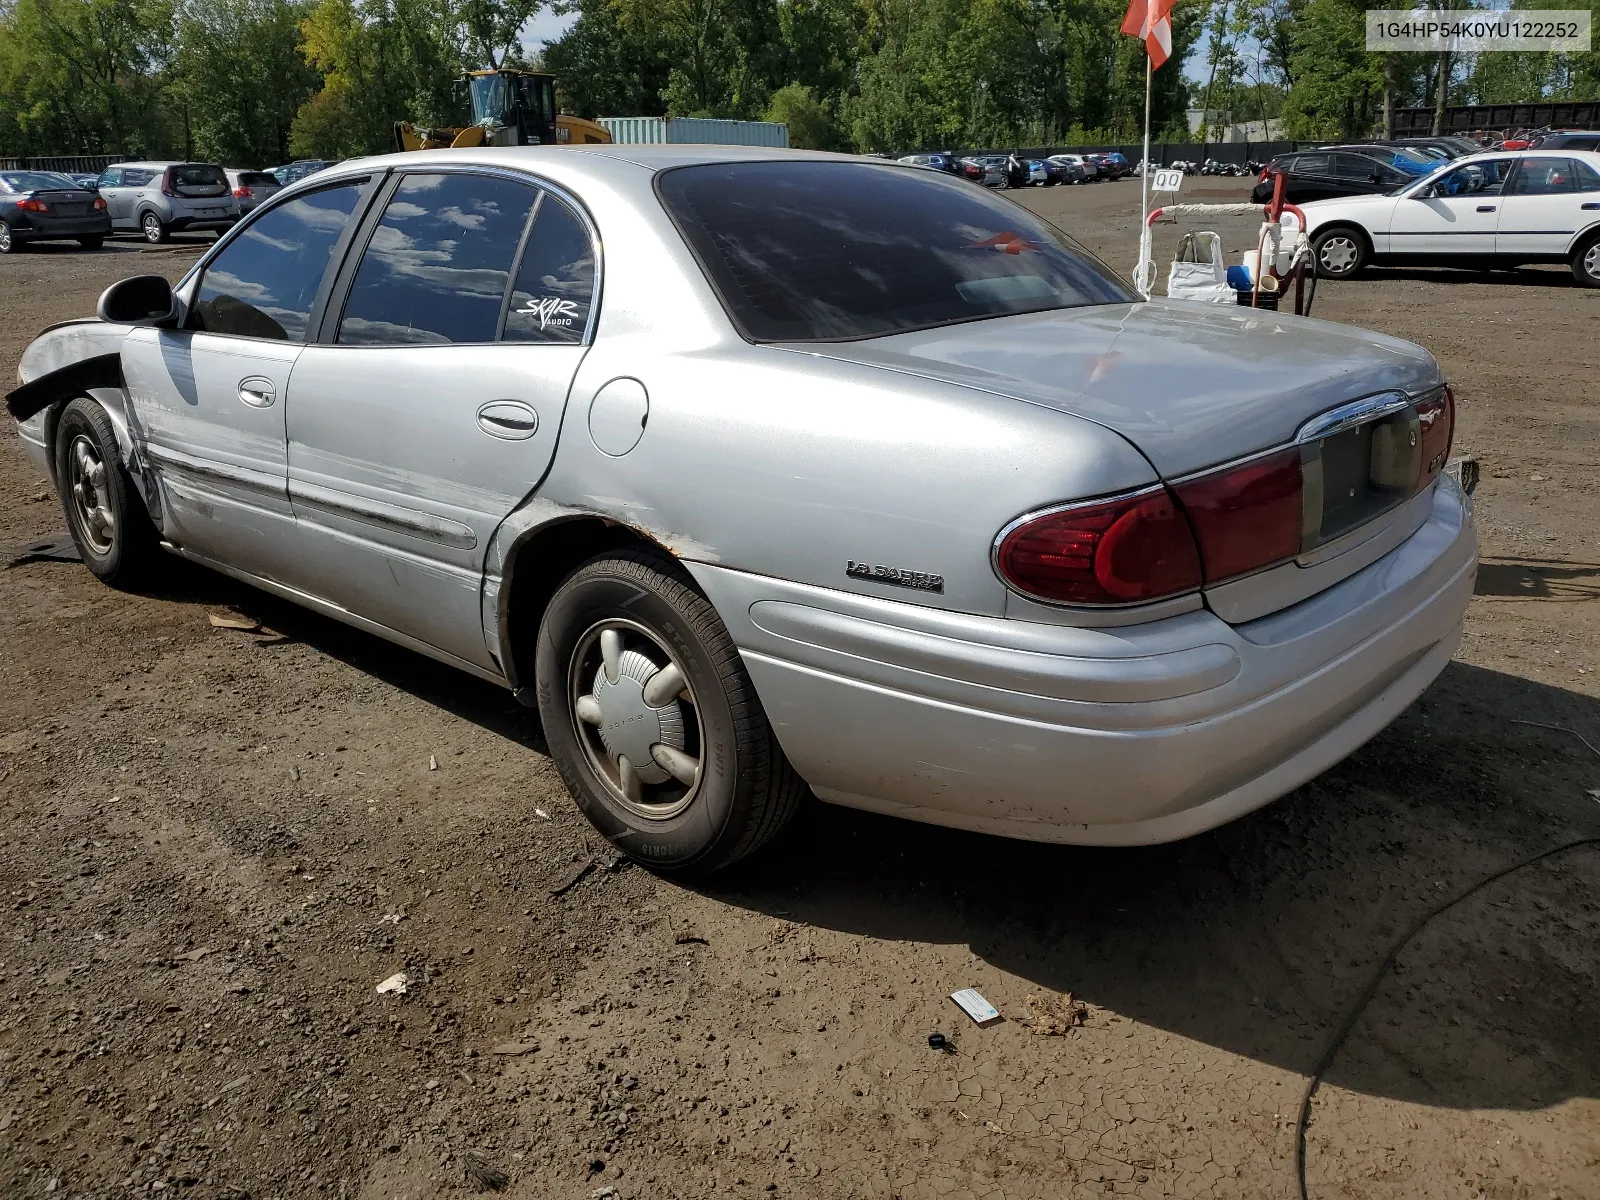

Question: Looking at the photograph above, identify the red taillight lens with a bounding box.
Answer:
[233,186,251,198]
[995,489,1202,605]
[1417,385,1454,483]
[92,195,107,210]
[1172,447,1304,584]
[160,169,175,196]
[17,198,48,212]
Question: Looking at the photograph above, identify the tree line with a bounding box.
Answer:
[1,0,1596,166]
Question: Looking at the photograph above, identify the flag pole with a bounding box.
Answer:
[1140,51,1152,246]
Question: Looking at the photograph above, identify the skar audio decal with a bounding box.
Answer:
[517,296,581,330]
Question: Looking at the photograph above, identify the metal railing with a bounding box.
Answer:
[0,154,131,174]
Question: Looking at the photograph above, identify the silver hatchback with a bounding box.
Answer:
[96,161,239,243]
[10,147,1476,873]
[224,169,283,216]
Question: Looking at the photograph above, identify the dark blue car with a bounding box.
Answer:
[0,170,111,253]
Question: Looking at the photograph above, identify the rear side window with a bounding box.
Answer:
[503,193,596,343]
[1510,158,1576,195]
[1573,159,1600,191]
[1294,154,1331,175]
[656,161,1133,342]
[171,165,229,196]
[189,182,365,341]
[121,169,152,186]
[337,172,538,346]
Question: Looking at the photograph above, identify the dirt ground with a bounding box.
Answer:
[0,181,1596,1200]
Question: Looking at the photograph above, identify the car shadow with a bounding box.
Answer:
[692,659,1600,1115]
[136,554,542,750]
[1474,555,1600,603]
[1364,264,1577,287]
[95,556,1600,1113]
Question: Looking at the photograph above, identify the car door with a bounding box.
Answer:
[119,176,377,582]
[1387,157,1511,254]
[283,168,597,670]
[1332,153,1391,197]
[1496,157,1586,257]
[95,167,125,225]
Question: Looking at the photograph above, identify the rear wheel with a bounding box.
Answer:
[53,397,159,588]
[535,548,806,874]
[1312,227,1367,279]
[1572,234,1600,288]
[0,221,17,254]
[77,236,104,250]
[140,212,168,244]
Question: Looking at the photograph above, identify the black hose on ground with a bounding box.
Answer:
[1294,835,1600,1200]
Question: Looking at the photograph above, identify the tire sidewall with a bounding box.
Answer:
[1575,235,1600,288]
[54,399,137,583]
[535,565,742,870]
[1313,228,1364,279]
[0,221,15,254]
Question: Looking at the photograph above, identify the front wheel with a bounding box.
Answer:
[54,397,159,587]
[535,549,806,873]
[1572,235,1600,288]
[1312,227,1367,279]
[140,212,168,244]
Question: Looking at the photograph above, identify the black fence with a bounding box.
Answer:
[0,154,130,174]
[1393,103,1600,136]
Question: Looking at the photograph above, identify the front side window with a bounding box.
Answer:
[1334,154,1378,180]
[1432,160,1509,197]
[656,161,1133,343]
[189,182,365,341]
[1509,158,1575,195]
[338,172,538,346]
[98,168,122,188]
[503,193,596,343]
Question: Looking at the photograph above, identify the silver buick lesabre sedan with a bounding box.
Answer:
[8,146,1477,872]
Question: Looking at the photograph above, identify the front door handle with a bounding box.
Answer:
[1476,205,1496,213]
[1583,201,1600,210]
[237,376,275,407]
[476,400,539,440]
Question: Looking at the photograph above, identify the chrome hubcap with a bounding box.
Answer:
[68,435,115,555]
[1585,242,1600,280]
[569,619,702,820]
[143,216,160,241]
[0,224,11,251]
[1320,237,1357,274]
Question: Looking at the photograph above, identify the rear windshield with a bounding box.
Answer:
[1,171,80,192]
[170,165,229,196]
[656,161,1134,342]
[237,172,278,188]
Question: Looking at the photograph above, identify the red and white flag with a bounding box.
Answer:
[1121,0,1175,69]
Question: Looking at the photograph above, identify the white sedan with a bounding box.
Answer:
[1301,149,1600,286]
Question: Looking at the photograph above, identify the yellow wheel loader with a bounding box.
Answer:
[394,69,612,151]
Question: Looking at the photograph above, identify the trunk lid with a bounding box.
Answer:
[789,299,1441,478]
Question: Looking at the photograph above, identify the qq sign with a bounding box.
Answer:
[1151,168,1184,193]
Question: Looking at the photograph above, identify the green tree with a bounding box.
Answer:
[764,82,842,148]
[175,0,321,166]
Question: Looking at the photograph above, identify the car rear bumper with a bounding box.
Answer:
[10,214,112,239]
[168,214,237,231]
[689,476,1476,845]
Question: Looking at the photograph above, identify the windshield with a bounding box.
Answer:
[469,74,509,124]
[1,171,81,192]
[656,161,1135,343]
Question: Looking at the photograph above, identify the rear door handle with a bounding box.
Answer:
[237,376,275,407]
[1476,205,1496,213]
[476,400,539,440]
[1583,202,1600,210]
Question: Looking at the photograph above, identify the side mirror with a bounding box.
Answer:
[97,275,177,326]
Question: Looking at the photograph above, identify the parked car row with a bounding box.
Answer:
[0,158,335,252]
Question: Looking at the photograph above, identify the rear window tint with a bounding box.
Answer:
[171,165,229,195]
[656,161,1133,343]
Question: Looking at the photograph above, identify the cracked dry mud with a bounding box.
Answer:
[0,186,1597,1200]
